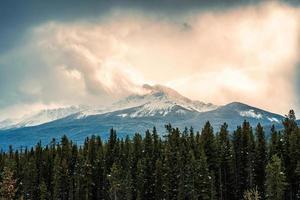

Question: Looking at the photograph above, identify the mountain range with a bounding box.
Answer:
[0,84,289,150]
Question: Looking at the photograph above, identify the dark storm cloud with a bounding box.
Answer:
[4,0,300,53]
[0,0,265,53]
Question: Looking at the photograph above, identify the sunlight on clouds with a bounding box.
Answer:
[1,1,300,119]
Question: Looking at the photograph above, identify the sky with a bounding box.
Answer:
[0,0,300,120]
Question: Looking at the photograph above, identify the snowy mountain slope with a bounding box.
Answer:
[0,84,216,130]
[187,102,284,130]
[0,84,288,150]
[0,106,84,130]
[61,84,218,119]
[112,84,218,114]
[0,102,285,151]
[0,119,15,130]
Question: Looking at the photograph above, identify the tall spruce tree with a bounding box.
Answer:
[154,159,164,200]
[241,121,255,192]
[218,123,234,200]
[282,110,298,199]
[194,148,213,200]
[0,166,17,200]
[266,155,286,200]
[201,121,219,199]
[232,126,243,199]
[269,125,280,158]
[254,123,267,198]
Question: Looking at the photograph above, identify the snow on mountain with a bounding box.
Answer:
[0,84,283,134]
[239,109,280,123]
[239,109,263,119]
[218,102,282,124]
[75,84,218,119]
[110,84,218,118]
[0,119,16,130]
[0,106,84,129]
[0,91,288,150]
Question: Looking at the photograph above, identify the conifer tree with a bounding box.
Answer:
[241,121,255,192]
[282,110,298,199]
[254,123,267,198]
[269,125,280,158]
[201,121,219,198]
[22,157,38,199]
[266,155,286,200]
[39,180,48,200]
[194,149,213,200]
[218,123,234,200]
[232,126,243,199]
[108,163,122,200]
[243,187,260,200]
[154,160,164,200]
[142,130,155,200]
[295,161,300,199]
[136,160,143,200]
[0,166,17,200]
[201,121,218,172]
[131,134,143,199]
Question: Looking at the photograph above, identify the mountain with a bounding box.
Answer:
[109,84,218,116]
[0,84,286,150]
[0,106,85,130]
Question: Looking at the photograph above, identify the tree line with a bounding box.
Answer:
[0,110,299,200]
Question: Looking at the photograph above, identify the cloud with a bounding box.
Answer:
[0,1,300,120]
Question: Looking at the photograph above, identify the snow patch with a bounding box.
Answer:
[267,117,280,123]
[239,109,263,119]
[117,113,128,118]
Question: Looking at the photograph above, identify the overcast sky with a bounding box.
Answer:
[1,0,300,120]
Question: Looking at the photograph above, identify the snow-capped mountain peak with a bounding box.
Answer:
[0,84,218,128]
[111,84,218,118]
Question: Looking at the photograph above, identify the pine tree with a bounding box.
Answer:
[269,125,280,158]
[218,123,234,200]
[108,163,122,200]
[164,127,181,199]
[254,123,267,198]
[131,134,143,199]
[243,187,260,200]
[0,166,17,200]
[295,161,300,199]
[194,149,213,200]
[22,156,39,199]
[52,154,70,200]
[142,130,155,200]
[232,126,243,199]
[265,155,286,200]
[241,121,255,192]
[94,138,105,199]
[136,160,143,200]
[39,180,48,200]
[282,110,298,199]
[105,129,118,173]
[201,121,219,199]
[201,122,218,172]
[154,160,164,200]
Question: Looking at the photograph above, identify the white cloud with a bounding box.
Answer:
[0,1,300,120]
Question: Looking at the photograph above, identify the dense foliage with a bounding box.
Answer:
[0,110,299,200]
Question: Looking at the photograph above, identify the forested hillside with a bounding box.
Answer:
[0,110,299,200]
